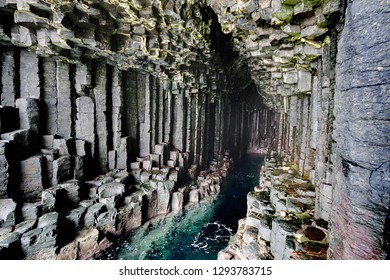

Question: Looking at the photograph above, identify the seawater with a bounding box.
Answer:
[97,154,264,260]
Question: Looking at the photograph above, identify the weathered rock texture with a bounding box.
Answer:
[329,0,390,260]
[0,0,389,260]
[219,155,327,260]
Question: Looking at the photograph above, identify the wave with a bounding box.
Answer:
[191,221,233,253]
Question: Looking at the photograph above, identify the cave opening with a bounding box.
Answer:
[200,6,238,66]
[199,6,277,158]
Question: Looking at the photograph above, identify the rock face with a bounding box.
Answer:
[219,156,327,260]
[329,0,390,260]
[0,130,232,260]
[0,0,388,260]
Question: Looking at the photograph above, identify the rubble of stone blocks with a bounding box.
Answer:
[0,140,232,259]
[218,154,328,260]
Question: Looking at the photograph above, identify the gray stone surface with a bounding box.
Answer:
[315,183,332,221]
[143,186,158,220]
[96,208,118,231]
[1,129,33,160]
[0,142,8,197]
[52,156,72,185]
[0,232,20,248]
[41,186,64,213]
[42,58,58,135]
[171,192,183,212]
[56,62,72,138]
[189,189,199,203]
[76,97,95,159]
[73,156,84,181]
[270,219,298,260]
[20,49,40,99]
[258,217,272,241]
[37,212,59,228]
[21,212,59,256]
[108,150,116,171]
[93,62,108,173]
[330,0,390,260]
[116,137,129,170]
[75,140,87,156]
[84,203,106,228]
[111,66,122,150]
[66,206,86,230]
[117,199,142,233]
[98,182,125,209]
[53,139,69,156]
[21,226,57,256]
[19,156,43,198]
[298,71,312,93]
[1,48,16,106]
[156,180,174,215]
[172,90,185,151]
[0,199,16,228]
[138,73,151,157]
[21,202,41,221]
[14,220,36,235]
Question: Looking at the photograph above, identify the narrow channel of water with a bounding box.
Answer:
[98,154,264,260]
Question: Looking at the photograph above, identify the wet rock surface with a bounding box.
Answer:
[0,131,232,259]
[218,155,328,260]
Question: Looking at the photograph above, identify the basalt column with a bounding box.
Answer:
[330,0,390,260]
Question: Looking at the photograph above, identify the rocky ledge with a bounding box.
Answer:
[219,154,328,260]
[0,141,232,259]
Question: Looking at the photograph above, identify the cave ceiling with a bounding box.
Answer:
[0,0,341,110]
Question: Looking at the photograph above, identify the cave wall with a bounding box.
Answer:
[0,47,243,195]
[0,0,388,260]
[206,0,342,223]
[0,46,248,258]
[0,0,253,259]
[330,0,390,260]
[207,0,389,259]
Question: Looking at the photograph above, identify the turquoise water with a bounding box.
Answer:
[98,154,264,260]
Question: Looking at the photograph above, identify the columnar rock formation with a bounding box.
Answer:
[0,0,246,259]
[219,155,327,260]
[0,0,389,260]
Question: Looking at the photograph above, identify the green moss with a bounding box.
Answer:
[293,212,313,223]
[129,0,143,11]
[304,54,321,62]
[249,191,270,202]
[296,63,311,71]
[282,0,302,5]
[302,181,315,191]
[271,168,287,176]
[304,0,322,7]
[301,38,323,48]
[287,56,299,64]
[142,184,154,191]
[272,5,294,23]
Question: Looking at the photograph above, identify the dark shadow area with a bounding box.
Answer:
[200,6,252,92]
